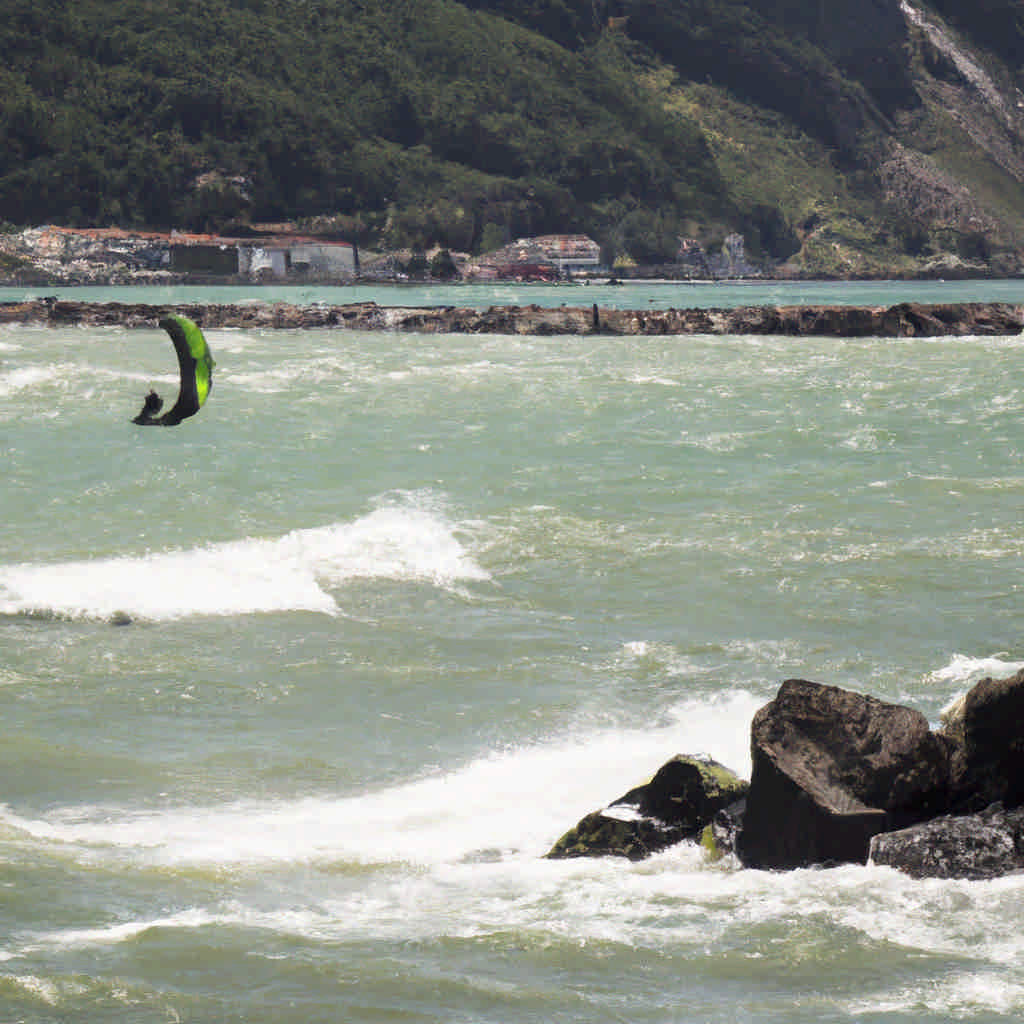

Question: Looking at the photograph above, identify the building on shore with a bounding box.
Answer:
[467,234,603,279]
[171,233,358,280]
[0,226,358,284]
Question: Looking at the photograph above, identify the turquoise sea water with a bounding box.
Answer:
[3,275,1024,310]
[1,281,1023,1022]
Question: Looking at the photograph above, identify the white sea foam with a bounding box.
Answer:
[0,358,171,407]
[0,363,69,396]
[0,500,489,621]
[0,689,759,871]
[926,653,1024,723]
[678,430,749,453]
[5,683,1024,1017]
[0,694,766,955]
[9,781,1024,1018]
[21,908,215,954]
[229,353,357,394]
[849,973,1024,1019]
[0,972,63,1005]
[926,652,1024,687]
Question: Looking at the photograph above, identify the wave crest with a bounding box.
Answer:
[0,498,489,621]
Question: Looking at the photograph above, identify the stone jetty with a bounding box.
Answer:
[1,298,1022,336]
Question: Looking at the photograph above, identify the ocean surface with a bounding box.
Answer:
[3,275,1024,310]
[1,280,1023,1022]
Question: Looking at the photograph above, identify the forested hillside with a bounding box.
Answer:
[2,0,1023,275]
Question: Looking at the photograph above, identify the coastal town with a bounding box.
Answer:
[0,223,765,286]
[3,222,1019,338]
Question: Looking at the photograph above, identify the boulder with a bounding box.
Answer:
[699,798,747,862]
[544,808,684,862]
[870,805,1024,879]
[943,668,1024,812]
[737,680,950,869]
[545,755,748,861]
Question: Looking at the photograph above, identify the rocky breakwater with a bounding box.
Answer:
[2,298,1022,336]
[0,299,389,330]
[547,669,1024,879]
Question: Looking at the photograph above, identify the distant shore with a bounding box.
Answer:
[2,297,1022,337]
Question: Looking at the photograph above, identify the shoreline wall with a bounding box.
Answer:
[1,299,1022,336]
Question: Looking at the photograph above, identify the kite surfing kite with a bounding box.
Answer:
[132,314,215,426]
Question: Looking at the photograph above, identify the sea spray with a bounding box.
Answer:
[0,497,489,621]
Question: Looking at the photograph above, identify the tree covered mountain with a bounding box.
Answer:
[2,0,1023,275]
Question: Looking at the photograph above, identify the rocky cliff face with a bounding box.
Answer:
[892,3,1024,239]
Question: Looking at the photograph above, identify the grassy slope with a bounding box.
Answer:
[639,70,917,275]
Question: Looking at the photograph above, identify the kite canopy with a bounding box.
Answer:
[132,314,215,425]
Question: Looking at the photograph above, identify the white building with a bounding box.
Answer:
[237,239,357,279]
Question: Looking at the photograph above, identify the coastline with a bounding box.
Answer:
[2,297,1022,336]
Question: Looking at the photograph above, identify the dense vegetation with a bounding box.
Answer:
[1,0,1023,271]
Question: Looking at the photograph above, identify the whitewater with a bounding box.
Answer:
[1,280,1023,1022]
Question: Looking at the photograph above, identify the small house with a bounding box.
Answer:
[471,233,602,279]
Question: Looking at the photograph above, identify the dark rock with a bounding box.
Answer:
[945,668,1024,812]
[870,804,1024,879]
[545,755,748,861]
[622,754,749,825]
[544,808,683,862]
[700,797,747,862]
[737,679,950,869]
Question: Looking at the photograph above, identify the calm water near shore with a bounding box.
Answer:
[1,281,1023,1021]
[2,276,1023,311]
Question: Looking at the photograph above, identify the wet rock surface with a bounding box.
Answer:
[870,805,1024,880]
[737,680,951,870]
[944,668,1024,812]
[735,671,1024,875]
[545,755,749,861]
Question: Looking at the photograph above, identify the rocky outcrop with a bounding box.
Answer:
[545,755,748,861]
[734,670,1024,875]
[544,670,1024,877]
[879,142,1000,237]
[666,233,763,280]
[870,805,1024,879]
[2,299,1022,337]
[737,680,950,869]
[943,668,1024,812]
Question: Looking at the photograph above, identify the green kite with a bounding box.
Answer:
[132,314,215,426]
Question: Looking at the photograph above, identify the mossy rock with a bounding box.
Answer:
[545,810,679,862]
[545,755,749,861]
[620,755,748,827]
[699,797,748,862]
[700,823,719,859]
